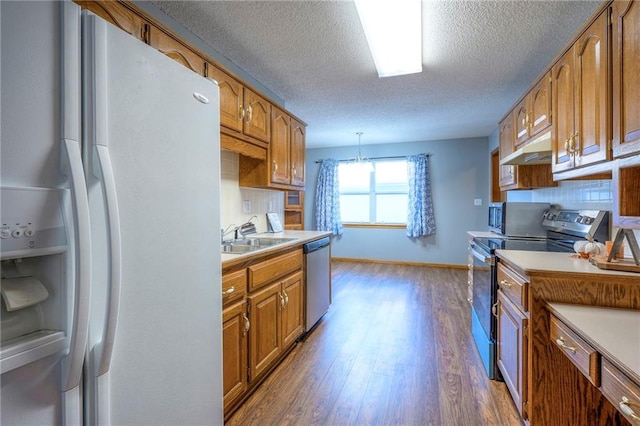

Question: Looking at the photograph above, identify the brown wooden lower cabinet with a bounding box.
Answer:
[222,301,248,413]
[497,290,528,420]
[496,254,640,425]
[223,249,305,419]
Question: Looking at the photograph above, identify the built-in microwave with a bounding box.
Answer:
[488,202,550,237]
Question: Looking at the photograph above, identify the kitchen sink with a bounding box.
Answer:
[221,237,297,254]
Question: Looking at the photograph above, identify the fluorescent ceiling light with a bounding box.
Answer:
[354,0,422,78]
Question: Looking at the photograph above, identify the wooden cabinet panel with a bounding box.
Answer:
[76,1,145,40]
[290,119,306,187]
[148,24,204,75]
[270,106,291,185]
[529,73,552,137]
[284,191,304,230]
[552,48,577,172]
[281,271,304,349]
[601,358,640,425]
[612,155,640,228]
[223,269,247,307]
[514,101,530,147]
[247,249,303,292]
[248,282,282,381]
[574,10,610,168]
[499,114,517,187]
[497,262,528,312]
[223,301,248,413]
[243,89,271,143]
[497,290,529,421]
[549,315,601,387]
[553,9,611,174]
[612,0,640,158]
[205,63,244,133]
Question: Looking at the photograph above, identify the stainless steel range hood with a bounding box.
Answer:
[500,131,552,165]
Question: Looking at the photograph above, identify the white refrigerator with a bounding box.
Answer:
[1,2,223,425]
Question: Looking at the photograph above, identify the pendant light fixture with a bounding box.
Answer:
[349,132,373,172]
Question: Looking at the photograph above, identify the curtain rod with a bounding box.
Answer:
[314,154,430,164]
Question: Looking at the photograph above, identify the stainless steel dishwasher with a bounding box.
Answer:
[303,237,331,332]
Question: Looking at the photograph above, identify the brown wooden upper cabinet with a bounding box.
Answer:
[612,0,640,158]
[206,63,271,144]
[514,72,552,147]
[76,1,146,41]
[552,9,611,174]
[499,114,517,188]
[148,24,205,75]
[268,107,306,188]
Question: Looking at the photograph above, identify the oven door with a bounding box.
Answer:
[470,243,495,340]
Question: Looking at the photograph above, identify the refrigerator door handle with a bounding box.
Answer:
[60,138,92,392]
[94,144,122,377]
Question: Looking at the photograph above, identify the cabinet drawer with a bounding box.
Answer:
[601,358,640,425]
[497,263,528,311]
[248,249,302,292]
[550,314,600,386]
[222,269,247,307]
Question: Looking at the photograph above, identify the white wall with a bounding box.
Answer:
[305,138,490,266]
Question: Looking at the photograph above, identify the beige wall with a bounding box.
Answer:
[220,151,284,236]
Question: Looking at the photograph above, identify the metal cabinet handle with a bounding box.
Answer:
[555,337,576,353]
[246,105,253,124]
[222,286,235,297]
[283,290,289,306]
[492,302,498,318]
[619,396,640,421]
[242,313,250,336]
[239,106,245,120]
[292,166,296,176]
[279,292,285,309]
[500,279,512,288]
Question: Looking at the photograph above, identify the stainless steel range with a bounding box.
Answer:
[469,208,609,380]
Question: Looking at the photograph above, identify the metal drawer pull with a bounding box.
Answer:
[222,286,235,296]
[491,302,498,318]
[242,313,250,336]
[555,337,576,353]
[619,396,640,421]
[500,279,512,288]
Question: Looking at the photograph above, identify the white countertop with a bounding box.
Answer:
[496,249,640,277]
[221,230,332,265]
[467,230,507,239]
[547,303,640,383]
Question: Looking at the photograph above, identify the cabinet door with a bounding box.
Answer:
[290,118,306,187]
[270,106,291,185]
[76,1,145,40]
[499,114,517,187]
[281,271,304,349]
[612,0,640,157]
[529,72,552,137]
[573,10,610,168]
[552,48,576,173]
[243,89,271,143]
[222,302,248,413]
[497,290,528,420]
[206,63,244,133]
[514,101,530,147]
[148,25,205,75]
[248,282,281,381]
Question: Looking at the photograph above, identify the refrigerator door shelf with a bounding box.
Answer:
[1,330,66,374]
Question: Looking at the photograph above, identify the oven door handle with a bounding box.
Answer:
[470,245,494,265]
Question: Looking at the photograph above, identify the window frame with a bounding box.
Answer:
[338,159,409,226]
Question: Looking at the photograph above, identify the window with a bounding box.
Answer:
[338,160,409,224]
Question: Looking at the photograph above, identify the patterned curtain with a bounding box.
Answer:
[406,154,436,237]
[314,159,343,235]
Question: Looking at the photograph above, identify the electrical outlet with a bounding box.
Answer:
[242,200,251,214]
[474,199,482,206]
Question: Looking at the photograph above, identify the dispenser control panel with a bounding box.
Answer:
[1,187,68,259]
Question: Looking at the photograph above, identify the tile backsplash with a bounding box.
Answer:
[507,180,613,210]
[220,150,284,236]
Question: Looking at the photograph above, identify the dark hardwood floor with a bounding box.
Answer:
[226,261,522,425]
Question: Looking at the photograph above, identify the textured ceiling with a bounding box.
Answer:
[149,0,601,149]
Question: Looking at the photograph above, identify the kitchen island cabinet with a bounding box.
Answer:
[496,249,640,425]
